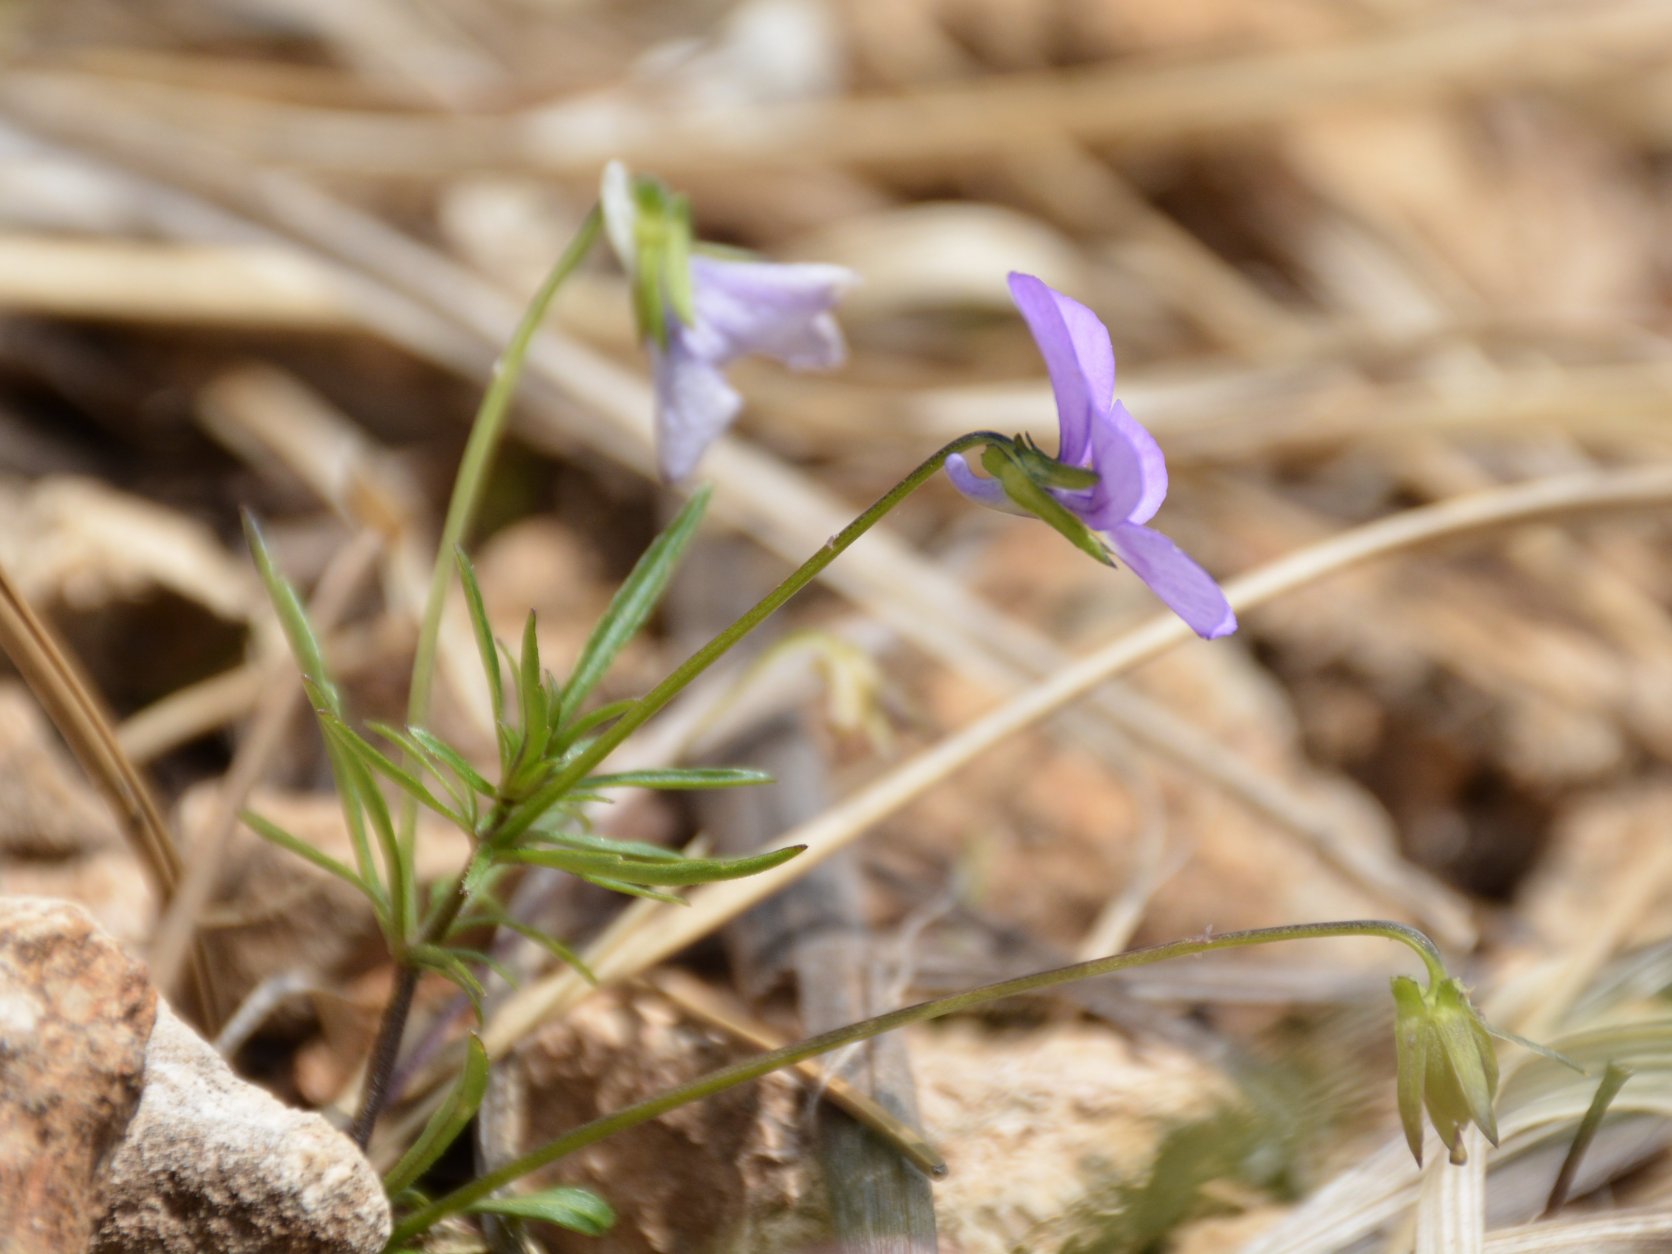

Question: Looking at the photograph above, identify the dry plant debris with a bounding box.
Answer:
[5,0,1672,1251]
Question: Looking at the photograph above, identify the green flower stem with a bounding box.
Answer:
[388,918,1445,1244]
[491,429,1007,848]
[354,212,601,1150]
[402,205,604,855]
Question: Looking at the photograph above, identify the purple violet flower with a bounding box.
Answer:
[948,272,1237,640]
[602,162,856,483]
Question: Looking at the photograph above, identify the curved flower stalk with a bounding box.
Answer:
[948,272,1237,640]
[601,161,856,483]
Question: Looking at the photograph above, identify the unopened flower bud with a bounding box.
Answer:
[1391,974,1500,1166]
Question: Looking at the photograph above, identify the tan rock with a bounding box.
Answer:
[507,990,822,1254]
[91,999,390,1254]
[0,897,156,1254]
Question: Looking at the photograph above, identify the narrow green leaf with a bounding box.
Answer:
[579,876,689,906]
[446,948,519,990]
[411,944,486,1009]
[495,919,597,986]
[322,726,413,940]
[240,810,386,926]
[493,717,520,779]
[517,612,551,765]
[365,721,474,821]
[581,767,772,792]
[447,901,599,985]
[383,1036,490,1196]
[502,843,803,886]
[523,828,685,862]
[244,512,342,712]
[559,697,637,745]
[1544,1062,1632,1215]
[454,550,505,728]
[464,1187,614,1235]
[410,727,495,798]
[321,713,464,828]
[560,485,710,724]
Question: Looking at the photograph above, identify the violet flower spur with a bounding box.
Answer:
[601,161,856,483]
[947,272,1237,640]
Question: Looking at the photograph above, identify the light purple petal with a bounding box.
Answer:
[1105,401,1168,524]
[945,453,1030,516]
[1071,400,1149,530]
[652,327,743,483]
[688,257,855,369]
[1007,272,1115,466]
[1108,523,1237,640]
[1076,399,1168,530]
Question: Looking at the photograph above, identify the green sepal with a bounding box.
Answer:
[664,192,696,326]
[1432,979,1500,1148]
[1389,974,1502,1166]
[631,176,674,349]
[1013,438,1099,490]
[981,443,1112,567]
[1391,975,1430,1166]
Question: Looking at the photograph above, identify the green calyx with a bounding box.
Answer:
[626,175,696,349]
[1391,974,1500,1166]
[979,439,1110,566]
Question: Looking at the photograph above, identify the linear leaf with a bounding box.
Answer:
[454,550,505,729]
[365,721,474,821]
[383,1035,490,1196]
[446,947,519,990]
[243,511,341,713]
[410,944,486,1010]
[581,767,772,792]
[523,829,685,862]
[240,810,385,925]
[560,485,709,724]
[451,901,599,985]
[411,727,495,798]
[516,612,551,766]
[502,843,803,886]
[464,1187,614,1235]
[324,730,413,940]
[321,714,464,828]
[579,876,689,905]
[559,697,637,746]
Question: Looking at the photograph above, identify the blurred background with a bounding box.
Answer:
[7,1,1672,1251]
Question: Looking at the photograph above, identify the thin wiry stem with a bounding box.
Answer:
[391,919,1442,1244]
